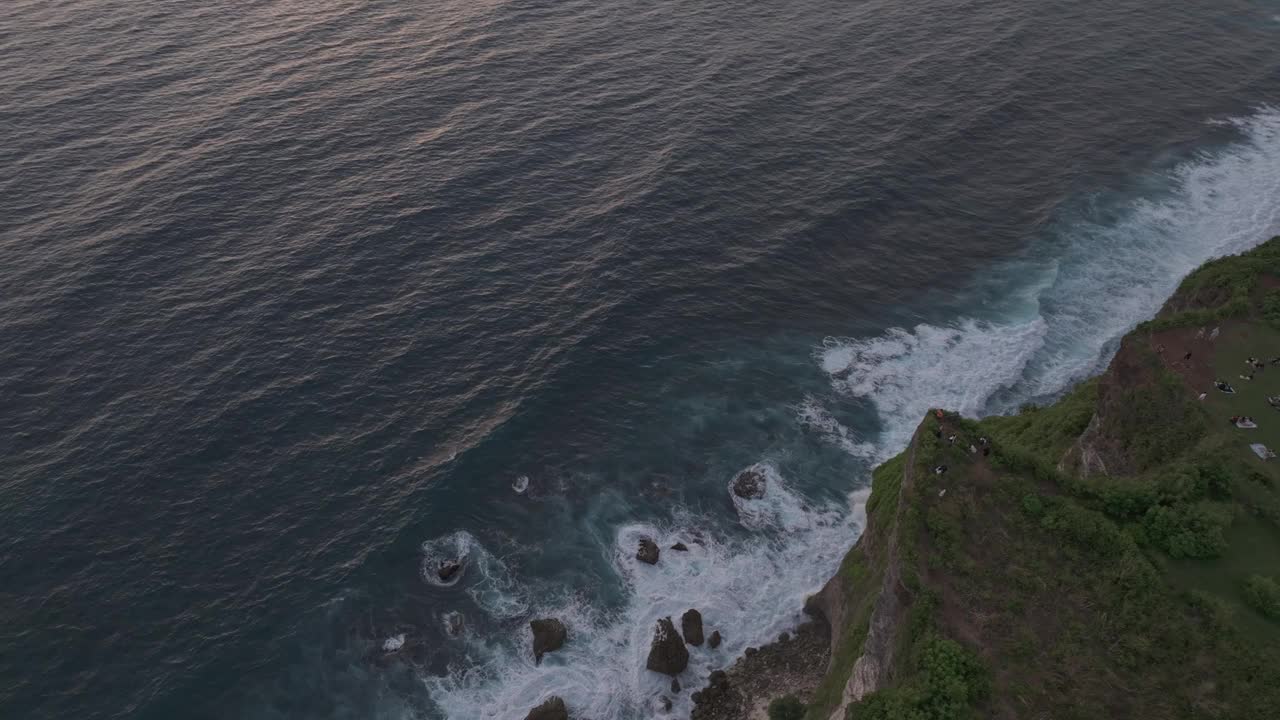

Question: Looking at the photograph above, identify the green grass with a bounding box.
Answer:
[808,240,1280,720]
[980,379,1098,463]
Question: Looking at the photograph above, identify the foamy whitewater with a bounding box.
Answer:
[415,107,1280,719]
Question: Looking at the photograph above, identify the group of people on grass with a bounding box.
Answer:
[1211,358,1280,436]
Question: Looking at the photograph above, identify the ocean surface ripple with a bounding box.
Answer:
[2,0,1280,718]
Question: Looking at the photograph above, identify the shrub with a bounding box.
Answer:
[846,635,987,720]
[1243,575,1280,620]
[1263,289,1280,330]
[767,694,805,720]
[1040,503,1131,556]
[1021,493,1045,518]
[1139,502,1231,558]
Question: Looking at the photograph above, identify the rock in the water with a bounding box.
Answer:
[437,559,462,582]
[658,696,673,713]
[731,468,766,499]
[443,611,465,638]
[382,633,405,652]
[530,618,567,664]
[681,609,704,646]
[645,617,689,675]
[637,537,660,565]
[524,696,568,720]
[744,646,758,657]
[671,542,689,551]
[671,677,681,693]
[707,630,722,649]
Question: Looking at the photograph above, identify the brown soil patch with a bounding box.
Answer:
[1147,322,1241,397]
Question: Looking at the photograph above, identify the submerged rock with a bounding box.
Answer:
[637,537,660,565]
[732,468,766,499]
[708,630,722,649]
[681,609,704,646]
[671,677,682,693]
[671,542,689,552]
[437,559,463,582]
[443,611,465,638]
[530,618,567,664]
[524,696,568,720]
[645,617,689,675]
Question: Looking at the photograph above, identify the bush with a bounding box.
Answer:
[846,635,987,720]
[767,694,805,720]
[1243,575,1280,620]
[1040,503,1131,557]
[1139,502,1231,558]
[1263,289,1280,330]
[1021,493,1045,518]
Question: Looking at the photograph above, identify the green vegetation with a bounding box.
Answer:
[804,238,1280,720]
[804,456,904,720]
[847,635,987,720]
[1243,574,1280,620]
[1140,237,1280,331]
[982,379,1097,461]
[768,695,807,720]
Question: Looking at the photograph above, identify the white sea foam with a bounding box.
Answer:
[421,530,529,619]
[820,319,1049,456]
[794,396,879,459]
[426,483,867,720]
[823,106,1280,432]
[424,107,1280,719]
[728,462,830,532]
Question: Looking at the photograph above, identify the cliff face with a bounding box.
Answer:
[805,432,917,720]
[794,237,1280,720]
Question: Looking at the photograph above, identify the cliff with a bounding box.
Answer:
[697,237,1280,720]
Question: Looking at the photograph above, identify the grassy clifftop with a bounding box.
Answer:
[803,237,1280,720]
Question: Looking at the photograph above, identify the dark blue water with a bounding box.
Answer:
[3,0,1280,718]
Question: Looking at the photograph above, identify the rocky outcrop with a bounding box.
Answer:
[637,537,660,565]
[524,696,568,720]
[708,630,722,649]
[530,618,567,664]
[1059,412,1115,477]
[1061,334,1206,478]
[437,559,462,582]
[689,621,830,720]
[681,609,704,646]
[443,611,465,638]
[671,542,689,551]
[646,617,689,675]
[732,468,767,499]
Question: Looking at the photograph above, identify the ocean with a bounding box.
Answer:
[3,0,1280,718]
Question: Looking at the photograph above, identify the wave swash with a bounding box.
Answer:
[424,107,1280,719]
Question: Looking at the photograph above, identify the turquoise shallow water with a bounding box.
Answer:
[3,1,1280,718]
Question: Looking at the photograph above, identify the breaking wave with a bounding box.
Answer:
[425,106,1280,719]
